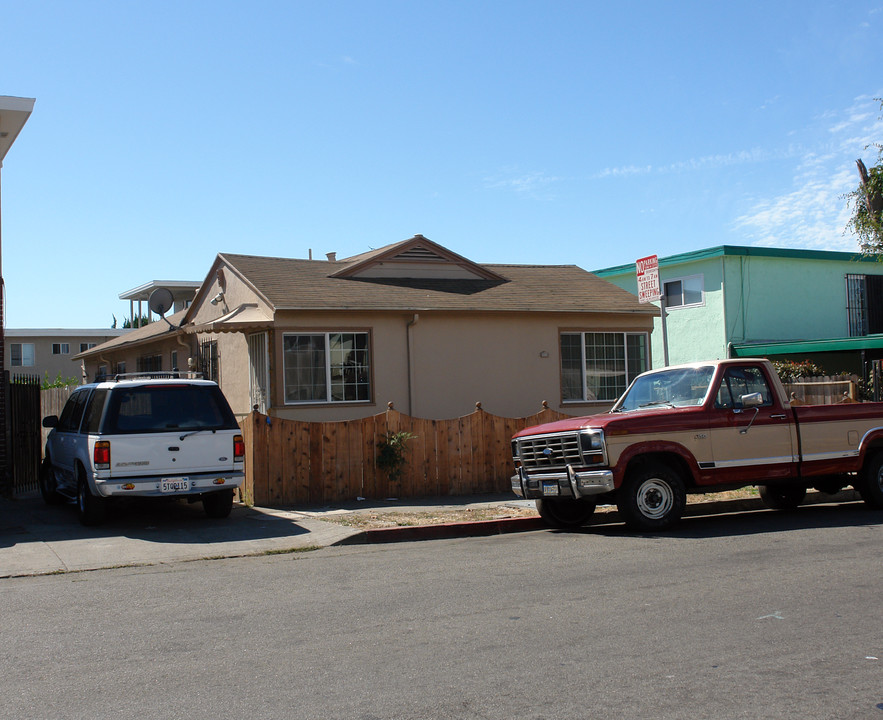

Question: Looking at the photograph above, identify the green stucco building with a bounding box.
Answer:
[595,246,883,373]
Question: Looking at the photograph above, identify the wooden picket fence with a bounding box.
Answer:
[239,403,572,507]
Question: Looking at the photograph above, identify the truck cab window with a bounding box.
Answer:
[715,367,773,410]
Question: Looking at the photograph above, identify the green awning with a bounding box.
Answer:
[732,335,883,357]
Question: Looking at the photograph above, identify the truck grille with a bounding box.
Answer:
[516,433,584,470]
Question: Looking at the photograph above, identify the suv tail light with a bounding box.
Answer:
[94,441,111,470]
[233,434,245,462]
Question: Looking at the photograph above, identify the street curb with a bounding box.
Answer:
[336,516,546,544]
[335,489,863,544]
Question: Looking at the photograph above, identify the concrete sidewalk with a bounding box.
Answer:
[0,492,357,578]
[0,489,862,578]
[0,492,542,578]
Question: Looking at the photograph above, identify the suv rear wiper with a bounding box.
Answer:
[178,428,219,440]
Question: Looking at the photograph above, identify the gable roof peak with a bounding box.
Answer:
[333,235,505,282]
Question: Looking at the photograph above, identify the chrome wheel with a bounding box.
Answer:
[635,479,675,520]
[617,463,686,531]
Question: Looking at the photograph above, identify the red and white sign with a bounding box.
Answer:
[636,254,661,304]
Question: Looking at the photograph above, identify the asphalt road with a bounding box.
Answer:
[2,502,882,719]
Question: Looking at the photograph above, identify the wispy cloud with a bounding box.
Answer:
[733,94,883,250]
[483,169,559,197]
[594,147,795,179]
[312,55,359,69]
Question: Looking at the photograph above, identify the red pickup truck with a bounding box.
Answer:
[511,358,883,531]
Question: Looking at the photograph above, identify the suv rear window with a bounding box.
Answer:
[104,384,238,434]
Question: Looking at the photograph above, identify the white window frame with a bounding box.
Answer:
[11,342,35,367]
[663,274,705,309]
[560,331,649,403]
[52,343,71,355]
[283,331,371,405]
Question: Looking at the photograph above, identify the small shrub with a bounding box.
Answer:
[376,431,417,483]
[41,372,79,390]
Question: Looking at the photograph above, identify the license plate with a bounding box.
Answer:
[161,477,190,493]
[542,481,560,496]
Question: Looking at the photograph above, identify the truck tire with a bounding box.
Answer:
[857,453,883,509]
[39,457,64,506]
[617,463,686,531]
[535,498,596,528]
[77,471,107,526]
[203,489,235,519]
[759,485,806,510]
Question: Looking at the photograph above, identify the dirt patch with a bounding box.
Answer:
[326,505,540,530]
[322,488,761,530]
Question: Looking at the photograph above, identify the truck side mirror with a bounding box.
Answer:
[42,416,58,429]
[740,392,764,408]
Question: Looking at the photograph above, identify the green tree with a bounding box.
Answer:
[845,98,883,254]
[122,315,151,329]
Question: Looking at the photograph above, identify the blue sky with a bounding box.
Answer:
[2,1,882,328]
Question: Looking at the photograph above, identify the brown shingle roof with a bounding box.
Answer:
[221,253,656,315]
[75,309,188,358]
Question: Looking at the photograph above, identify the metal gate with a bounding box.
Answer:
[248,332,269,413]
[5,375,41,496]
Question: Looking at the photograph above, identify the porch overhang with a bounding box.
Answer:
[186,304,274,334]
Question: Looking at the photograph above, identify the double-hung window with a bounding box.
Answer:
[10,343,35,367]
[283,332,371,404]
[561,331,648,402]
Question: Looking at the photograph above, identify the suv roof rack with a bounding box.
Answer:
[96,371,206,382]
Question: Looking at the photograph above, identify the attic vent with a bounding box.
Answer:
[394,245,446,262]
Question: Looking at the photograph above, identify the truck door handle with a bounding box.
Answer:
[770,414,787,419]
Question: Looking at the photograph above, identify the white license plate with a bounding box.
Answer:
[542,481,560,496]
[161,477,191,493]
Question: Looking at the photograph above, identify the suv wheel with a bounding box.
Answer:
[203,489,235,519]
[77,471,107,526]
[39,457,64,506]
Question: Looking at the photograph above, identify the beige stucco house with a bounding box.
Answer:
[78,236,658,420]
[5,328,129,383]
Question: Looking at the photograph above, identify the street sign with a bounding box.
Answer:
[636,254,661,304]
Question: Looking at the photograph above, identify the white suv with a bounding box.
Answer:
[41,374,245,525]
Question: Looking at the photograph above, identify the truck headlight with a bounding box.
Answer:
[580,431,605,464]
[580,431,603,451]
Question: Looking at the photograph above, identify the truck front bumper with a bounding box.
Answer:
[511,466,615,500]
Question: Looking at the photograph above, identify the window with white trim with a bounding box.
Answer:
[663,274,704,308]
[283,332,371,404]
[79,342,97,353]
[561,331,648,402]
[11,343,35,367]
[52,343,71,355]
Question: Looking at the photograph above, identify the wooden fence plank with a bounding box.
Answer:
[309,423,324,504]
[251,414,270,506]
[267,416,285,505]
[294,421,310,504]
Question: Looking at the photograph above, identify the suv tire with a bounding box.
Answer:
[39,457,64,506]
[203,489,235,519]
[77,471,107,526]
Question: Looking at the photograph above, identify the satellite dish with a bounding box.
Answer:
[148,287,174,317]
